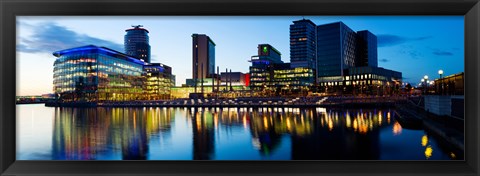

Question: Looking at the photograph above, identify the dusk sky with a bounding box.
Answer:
[16,16,464,96]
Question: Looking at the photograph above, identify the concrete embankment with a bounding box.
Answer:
[395,102,464,153]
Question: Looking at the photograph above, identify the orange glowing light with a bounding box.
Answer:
[393,122,402,135]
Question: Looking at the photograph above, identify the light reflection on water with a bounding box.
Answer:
[16,104,462,160]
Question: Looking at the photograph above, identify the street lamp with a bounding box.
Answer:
[423,75,428,95]
[438,69,443,95]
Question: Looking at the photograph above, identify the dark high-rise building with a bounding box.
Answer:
[125,25,151,63]
[316,22,357,80]
[192,34,216,79]
[290,19,316,69]
[356,30,378,67]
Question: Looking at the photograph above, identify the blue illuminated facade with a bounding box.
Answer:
[53,45,175,102]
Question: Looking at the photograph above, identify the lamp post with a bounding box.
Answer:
[423,75,428,95]
[420,79,425,95]
[438,69,443,95]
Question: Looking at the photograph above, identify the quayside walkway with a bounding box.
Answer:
[46,96,406,108]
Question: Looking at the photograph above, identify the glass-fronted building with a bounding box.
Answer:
[125,25,151,63]
[318,66,402,95]
[53,45,176,102]
[290,19,316,69]
[249,44,283,90]
[272,64,314,90]
[356,30,378,67]
[143,63,176,100]
[316,22,357,79]
[53,45,145,102]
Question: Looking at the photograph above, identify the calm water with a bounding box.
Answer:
[16,104,461,160]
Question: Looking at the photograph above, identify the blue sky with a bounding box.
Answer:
[16,16,464,96]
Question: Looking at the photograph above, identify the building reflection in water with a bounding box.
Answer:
[50,106,460,160]
[189,108,215,160]
[52,107,173,160]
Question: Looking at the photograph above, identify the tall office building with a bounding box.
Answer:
[192,34,216,79]
[356,30,378,67]
[316,22,357,80]
[125,25,151,63]
[290,19,317,69]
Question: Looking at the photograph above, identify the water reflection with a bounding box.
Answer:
[17,106,461,160]
[52,107,173,160]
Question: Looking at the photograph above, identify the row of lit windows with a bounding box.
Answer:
[345,74,387,81]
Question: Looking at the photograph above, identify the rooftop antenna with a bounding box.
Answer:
[131,25,143,28]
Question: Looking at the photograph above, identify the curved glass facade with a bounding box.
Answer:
[53,45,146,102]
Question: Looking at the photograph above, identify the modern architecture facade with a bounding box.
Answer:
[314,21,400,95]
[249,44,283,90]
[53,45,145,102]
[316,22,357,80]
[125,25,151,63]
[245,20,402,96]
[192,34,216,80]
[356,30,378,67]
[53,45,175,102]
[220,72,249,87]
[143,63,176,100]
[249,43,315,92]
[340,66,402,95]
[290,19,316,69]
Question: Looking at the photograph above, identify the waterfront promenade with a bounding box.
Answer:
[45,96,407,108]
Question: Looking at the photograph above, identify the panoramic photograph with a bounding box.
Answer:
[16,16,464,160]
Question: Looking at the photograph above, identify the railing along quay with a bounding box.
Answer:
[45,96,405,108]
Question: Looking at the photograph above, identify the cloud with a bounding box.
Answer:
[397,45,423,60]
[379,58,389,62]
[432,51,454,56]
[17,22,123,54]
[377,34,432,47]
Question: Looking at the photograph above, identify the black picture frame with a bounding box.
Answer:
[1,0,479,175]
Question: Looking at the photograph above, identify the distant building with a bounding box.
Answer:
[192,34,216,79]
[249,44,283,90]
[272,63,314,90]
[433,72,464,95]
[249,44,315,92]
[341,66,402,95]
[290,19,317,70]
[125,25,151,63]
[220,72,248,87]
